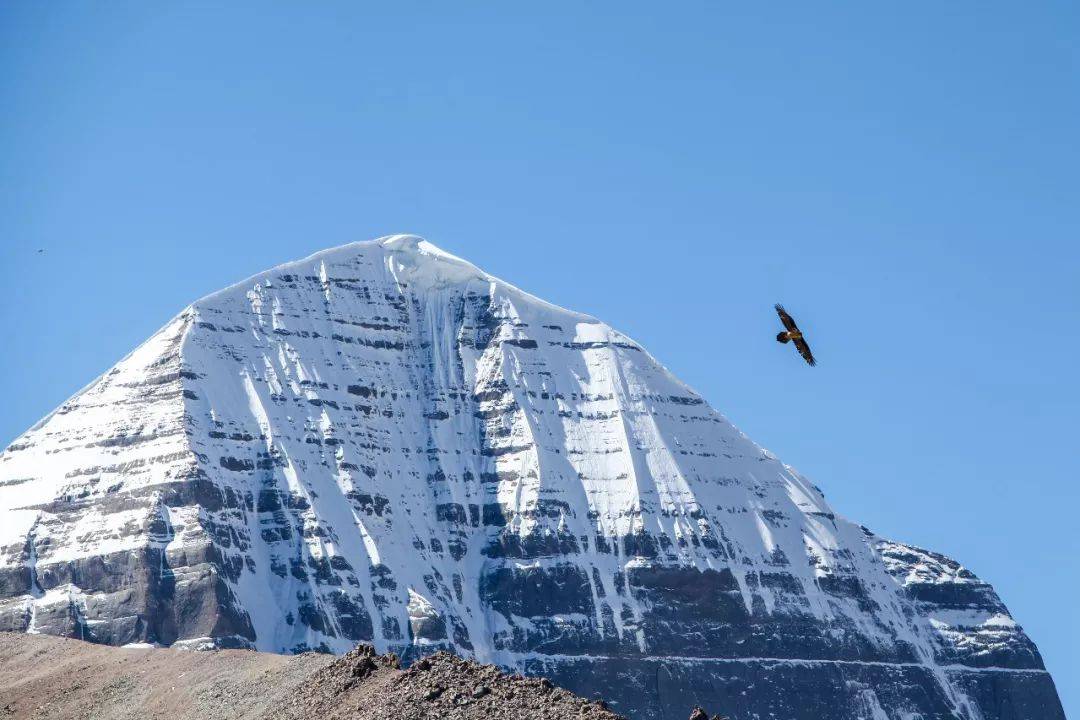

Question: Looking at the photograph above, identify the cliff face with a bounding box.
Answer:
[0,236,1063,720]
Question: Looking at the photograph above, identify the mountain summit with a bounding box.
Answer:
[0,236,1063,719]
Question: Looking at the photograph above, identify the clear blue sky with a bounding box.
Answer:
[2,2,1077,713]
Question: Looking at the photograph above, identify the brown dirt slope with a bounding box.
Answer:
[0,633,332,720]
[0,634,626,720]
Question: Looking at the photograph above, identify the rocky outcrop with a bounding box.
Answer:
[278,643,626,720]
[0,236,1064,719]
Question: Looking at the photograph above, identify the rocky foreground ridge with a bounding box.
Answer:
[0,632,629,719]
[0,236,1064,719]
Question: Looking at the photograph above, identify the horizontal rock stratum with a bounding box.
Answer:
[0,236,1064,719]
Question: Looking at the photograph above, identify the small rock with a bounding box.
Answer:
[351,656,377,677]
[472,684,491,698]
[689,708,708,720]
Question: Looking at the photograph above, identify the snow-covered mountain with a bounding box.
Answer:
[0,236,1063,720]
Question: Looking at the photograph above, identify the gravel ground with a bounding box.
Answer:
[0,634,630,720]
[0,633,332,720]
[276,644,626,720]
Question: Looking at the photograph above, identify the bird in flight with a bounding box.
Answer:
[774,304,816,366]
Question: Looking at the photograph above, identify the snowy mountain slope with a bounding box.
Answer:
[0,236,1063,720]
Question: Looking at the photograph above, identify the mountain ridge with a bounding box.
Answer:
[0,631,629,720]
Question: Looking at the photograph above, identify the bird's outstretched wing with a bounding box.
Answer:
[774,304,799,332]
[793,337,816,366]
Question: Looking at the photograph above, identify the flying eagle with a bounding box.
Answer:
[774,304,816,366]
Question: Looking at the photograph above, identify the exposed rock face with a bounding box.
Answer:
[0,236,1064,719]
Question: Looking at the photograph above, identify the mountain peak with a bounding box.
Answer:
[0,237,1064,720]
[380,234,490,289]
